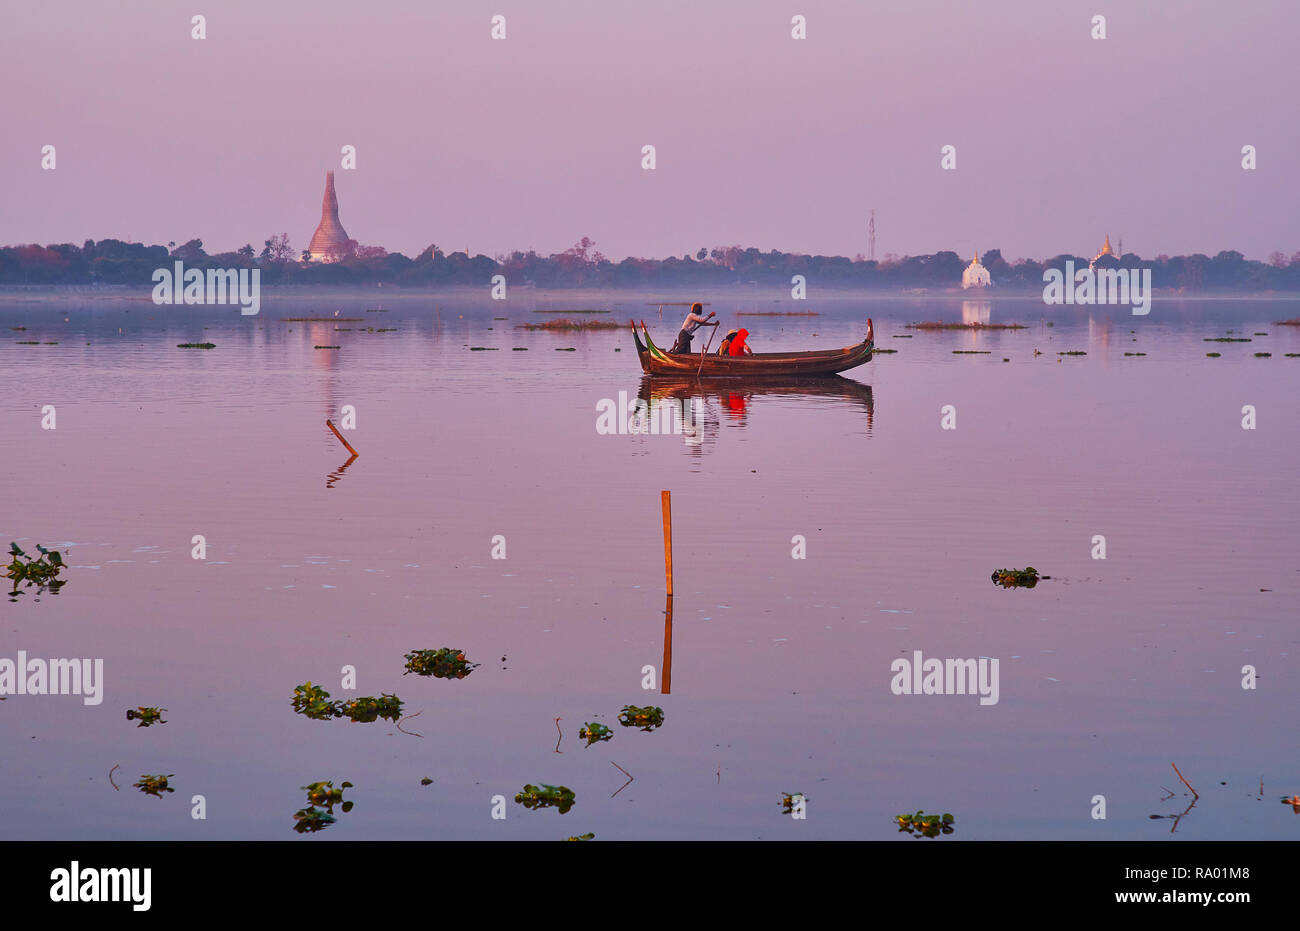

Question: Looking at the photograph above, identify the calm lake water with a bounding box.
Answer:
[2,290,1297,840]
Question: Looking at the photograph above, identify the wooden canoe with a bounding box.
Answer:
[632,318,873,376]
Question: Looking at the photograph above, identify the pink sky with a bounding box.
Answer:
[2,0,1296,261]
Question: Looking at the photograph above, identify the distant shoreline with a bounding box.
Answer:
[2,284,1298,304]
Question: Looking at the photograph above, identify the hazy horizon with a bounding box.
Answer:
[3,0,1297,262]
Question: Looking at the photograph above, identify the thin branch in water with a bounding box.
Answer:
[1159,786,1176,801]
[554,717,563,753]
[396,709,424,738]
[717,762,721,784]
[1170,797,1197,834]
[108,764,120,791]
[1171,762,1199,799]
[610,761,633,798]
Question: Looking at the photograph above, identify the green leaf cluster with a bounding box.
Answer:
[617,705,665,731]
[6,542,67,598]
[895,810,955,838]
[578,722,612,746]
[515,784,576,814]
[403,647,479,680]
[134,774,174,797]
[991,566,1040,588]
[291,681,403,723]
[293,780,354,833]
[126,706,167,727]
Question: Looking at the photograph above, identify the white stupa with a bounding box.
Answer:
[962,251,992,289]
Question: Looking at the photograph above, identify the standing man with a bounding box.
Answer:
[669,302,717,354]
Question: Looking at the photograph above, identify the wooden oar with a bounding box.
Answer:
[696,324,717,377]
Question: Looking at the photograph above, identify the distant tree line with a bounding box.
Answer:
[3,235,1299,292]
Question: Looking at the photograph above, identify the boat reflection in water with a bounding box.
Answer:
[636,375,874,440]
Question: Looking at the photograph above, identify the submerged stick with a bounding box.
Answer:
[661,490,673,597]
[1171,762,1199,799]
[396,710,424,738]
[108,763,120,791]
[326,419,359,457]
[554,717,563,753]
[610,761,634,798]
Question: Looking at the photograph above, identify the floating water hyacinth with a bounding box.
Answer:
[134,774,174,798]
[991,567,1045,589]
[291,681,403,723]
[293,781,354,833]
[618,705,665,731]
[895,810,955,838]
[6,543,67,599]
[403,648,479,680]
[336,694,403,723]
[291,681,337,720]
[126,706,167,728]
[565,833,595,841]
[515,784,575,814]
[578,722,613,746]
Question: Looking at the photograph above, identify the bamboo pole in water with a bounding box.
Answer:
[661,594,673,694]
[661,490,673,597]
[326,419,359,457]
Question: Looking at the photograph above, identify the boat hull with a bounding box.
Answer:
[633,319,873,377]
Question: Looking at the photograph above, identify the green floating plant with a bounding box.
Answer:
[991,566,1043,589]
[336,694,404,723]
[291,682,403,723]
[515,784,576,814]
[565,833,595,841]
[126,706,167,728]
[134,774,174,798]
[780,792,807,814]
[403,648,479,680]
[176,342,216,349]
[6,543,68,599]
[292,807,336,833]
[291,681,338,720]
[895,810,955,838]
[293,780,354,834]
[578,722,612,746]
[618,705,665,732]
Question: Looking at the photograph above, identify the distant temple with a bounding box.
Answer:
[307,171,351,262]
[961,251,992,289]
[1089,234,1116,269]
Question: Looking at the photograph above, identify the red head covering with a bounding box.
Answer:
[728,328,750,356]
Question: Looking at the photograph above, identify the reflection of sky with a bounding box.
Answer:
[1,295,1298,839]
[2,1,1297,260]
